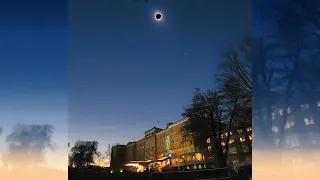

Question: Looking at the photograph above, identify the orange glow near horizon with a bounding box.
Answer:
[253,150,320,180]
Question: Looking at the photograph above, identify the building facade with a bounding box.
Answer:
[135,138,145,161]
[144,127,162,161]
[116,118,253,172]
[110,145,127,171]
[270,103,320,148]
[126,142,136,162]
[156,130,166,159]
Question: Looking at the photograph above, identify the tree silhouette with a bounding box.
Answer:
[69,140,99,168]
[181,36,253,168]
[105,143,119,164]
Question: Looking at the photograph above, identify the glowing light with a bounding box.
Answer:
[272,126,279,132]
[125,163,140,167]
[304,118,310,126]
[154,11,163,22]
[310,119,314,124]
[285,121,292,129]
[279,109,283,116]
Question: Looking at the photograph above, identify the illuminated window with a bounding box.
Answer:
[240,137,245,142]
[249,135,252,140]
[285,121,292,129]
[304,118,313,126]
[206,138,211,143]
[238,129,242,133]
[310,119,315,125]
[225,132,233,136]
[279,109,283,116]
[272,126,279,132]
[221,142,226,146]
[247,127,252,132]
[229,139,234,144]
[287,107,291,114]
[208,145,212,151]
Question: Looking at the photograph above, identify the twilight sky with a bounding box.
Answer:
[0,0,68,170]
[68,0,251,151]
[0,0,251,169]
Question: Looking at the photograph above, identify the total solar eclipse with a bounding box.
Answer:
[155,13,162,20]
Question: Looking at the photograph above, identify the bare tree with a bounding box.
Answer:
[105,143,119,164]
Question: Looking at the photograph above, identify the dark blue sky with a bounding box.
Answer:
[68,0,251,149]
[0,0,251,158]
[0,0,68,169]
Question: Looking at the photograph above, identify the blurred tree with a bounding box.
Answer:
[2,124,54,171]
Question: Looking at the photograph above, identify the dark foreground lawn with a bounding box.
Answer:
[69,171,152,180]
